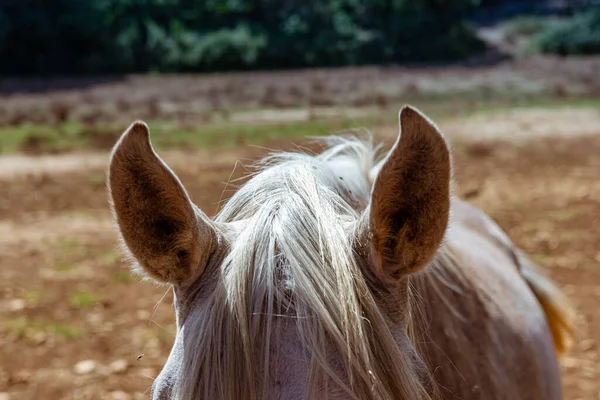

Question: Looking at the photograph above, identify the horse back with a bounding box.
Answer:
[412,199,563,400]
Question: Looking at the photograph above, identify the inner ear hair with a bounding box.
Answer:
[369,105,451,280]
[108,121,217,284]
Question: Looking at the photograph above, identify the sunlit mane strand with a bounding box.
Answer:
[174,136,433,400]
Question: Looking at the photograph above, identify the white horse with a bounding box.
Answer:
[108,105,574,399]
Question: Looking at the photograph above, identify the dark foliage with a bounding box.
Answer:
[531,10,600,55]
[0,0,485,74]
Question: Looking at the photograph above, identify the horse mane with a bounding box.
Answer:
[173,136,434,400]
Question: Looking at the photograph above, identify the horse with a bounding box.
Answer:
[107,105,575,400]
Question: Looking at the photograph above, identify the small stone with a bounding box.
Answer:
[40,268,57,280]
[136,309,151,320]
[100,322,115,333]
[8,299,26,312]
[86,313,103,325]
[108,391,132,400]
[32,331,47,345]
[74,360,97,375]
[561,356,578,369]
[109,359,129,374]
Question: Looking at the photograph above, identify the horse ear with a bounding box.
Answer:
[369,105,451,280]
[108,121,218,284]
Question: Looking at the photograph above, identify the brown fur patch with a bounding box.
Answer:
[370,105,451,279]
[107,121,217,284]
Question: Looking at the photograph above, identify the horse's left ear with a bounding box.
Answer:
[107,121,218,285]
[369,105,451,280]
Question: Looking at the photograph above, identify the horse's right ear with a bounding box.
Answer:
[107,121,218,285]
[368,106,451,281]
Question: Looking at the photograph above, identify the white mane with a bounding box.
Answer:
[174,136,433,400]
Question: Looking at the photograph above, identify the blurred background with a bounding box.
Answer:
[0,1,599,399]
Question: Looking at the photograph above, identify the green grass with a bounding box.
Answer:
[0,122,87,153]
[558,230,586,242]
[55,237,96,258]
[147,117,379,151]
[87,172,105,188]
[549,208,581,222]
[55,263,78,273]
[23,289,48,304]
[69,291,98,308]
[46,322,85,339]
[111,270,136,284]
[0,116,374,155]
[5,317,85,340]
[102,252,122,264]
[1,96,599,155]
[407,93,600,120]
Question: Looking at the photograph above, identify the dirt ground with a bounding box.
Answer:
[2,56,600,128]
[1,83,599,398]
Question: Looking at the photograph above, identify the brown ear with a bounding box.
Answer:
[107,121,217,284]
[369,105,451,279]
